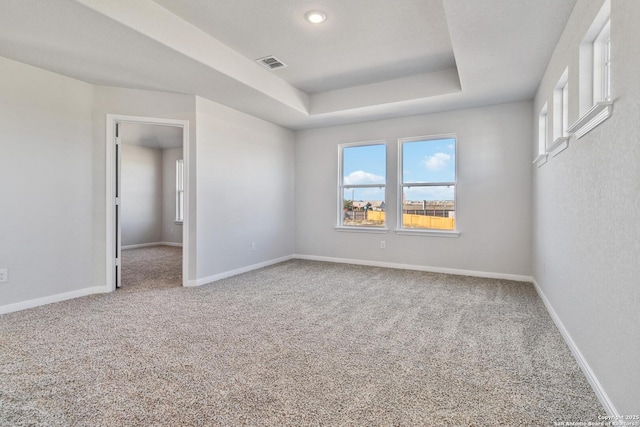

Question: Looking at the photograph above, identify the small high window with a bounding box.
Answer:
[570,0,612,139]
[593,19,611,104]
[534,103,549,167]
[549,70,571,157]
[553,69,569,141]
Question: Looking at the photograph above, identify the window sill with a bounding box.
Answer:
[395,229,460,238]
[533,154,548,168]
[549,136,570,158]
[568,101,613,139]
[335,226,389,234]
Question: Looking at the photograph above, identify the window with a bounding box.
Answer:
[570,0,612,139]
[553,69,569,140]
[176,159,184,223]
[534,104,548,167]
[550,70,570,157]
[338,142,386,229]
[593,19,611,104]
[399,136,456,233]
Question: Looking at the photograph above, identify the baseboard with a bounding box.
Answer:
[186,255,295,287]
[0,286,108,316]
[293,254,533,283]
[122,242,182,250]
[532,278,619,416]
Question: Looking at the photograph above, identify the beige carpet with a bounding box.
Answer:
[0,249,603,426]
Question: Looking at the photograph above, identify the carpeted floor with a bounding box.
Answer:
[121,245,183,291]
[0,248,603,426]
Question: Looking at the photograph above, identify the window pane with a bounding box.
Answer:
[403,139,456,184]
[176,159,184,222]
[343,188,385,227]
[402,186,455,230]
[343,144,386,185]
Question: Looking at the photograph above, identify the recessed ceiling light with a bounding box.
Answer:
[305,10,327,24]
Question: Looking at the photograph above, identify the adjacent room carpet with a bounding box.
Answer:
[0,250,603,426]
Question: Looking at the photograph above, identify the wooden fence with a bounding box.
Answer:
[365,211,455,230]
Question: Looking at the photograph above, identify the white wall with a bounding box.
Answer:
[92,87,196,283]
[194,96,295,281]
[121,144,163,247]
[295,102,533,278]
[162,147,183,245]
[0,57,95,307]
[532,0,640,414]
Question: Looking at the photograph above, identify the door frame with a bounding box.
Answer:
[105,114,190,291]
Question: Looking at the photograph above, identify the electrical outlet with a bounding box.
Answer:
[380,241,386,249]
[0,268,8,283]
[251,242,256,252]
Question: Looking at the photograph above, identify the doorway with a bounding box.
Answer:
[106,115,190,291]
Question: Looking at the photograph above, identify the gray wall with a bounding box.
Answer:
[92,86,197,283]
[162,147,183,245]
[121,144,163,247]
[532,0,640,414]
[0,56,95,306]
[121,145,183,247]
[195,96,295,280]
[295,101,533,277]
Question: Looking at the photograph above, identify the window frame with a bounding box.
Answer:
[337,140,388,233]
[396,134,459,237]
[533,103,548,167]
[550,70,570,157]
[570,1,612,139]
[593,19,611,104]
[175,159,184,223]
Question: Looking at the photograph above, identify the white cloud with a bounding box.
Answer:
[422,152,451,171]
[344,170,384,185]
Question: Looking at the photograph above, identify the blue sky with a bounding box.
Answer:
[403,138,455,202]
[343,139,455,203]
[343,144,386,202]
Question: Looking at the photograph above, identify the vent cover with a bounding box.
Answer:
[256,55,287,70]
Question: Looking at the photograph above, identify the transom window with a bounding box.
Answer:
[593,19,611,104]
[553,69,569,141]
[399,136,456,232]
[538,103,548,153]
[338,142,386,228]
[571,0,612,139]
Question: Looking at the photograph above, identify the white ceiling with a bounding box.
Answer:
[0,0,576,130]
[152,0,457,94]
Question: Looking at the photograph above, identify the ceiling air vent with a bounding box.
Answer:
[256,55,287,70]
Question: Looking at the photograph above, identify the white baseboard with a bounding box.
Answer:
[293,254,533,283]
[186,255,295,287]
[122,242,182,250]
[532,278,618,417]
[0,286,108,316]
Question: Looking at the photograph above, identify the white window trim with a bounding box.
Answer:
[337,140,387,231]
[550,69,570,157]
[593,20,611,104]
[534,104,549,167]
[568,101,613,139]
[573,2,612,139]
[397,134,459,237]
[175,159,184,223]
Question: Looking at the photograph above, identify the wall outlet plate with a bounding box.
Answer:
[0,268,8,283]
